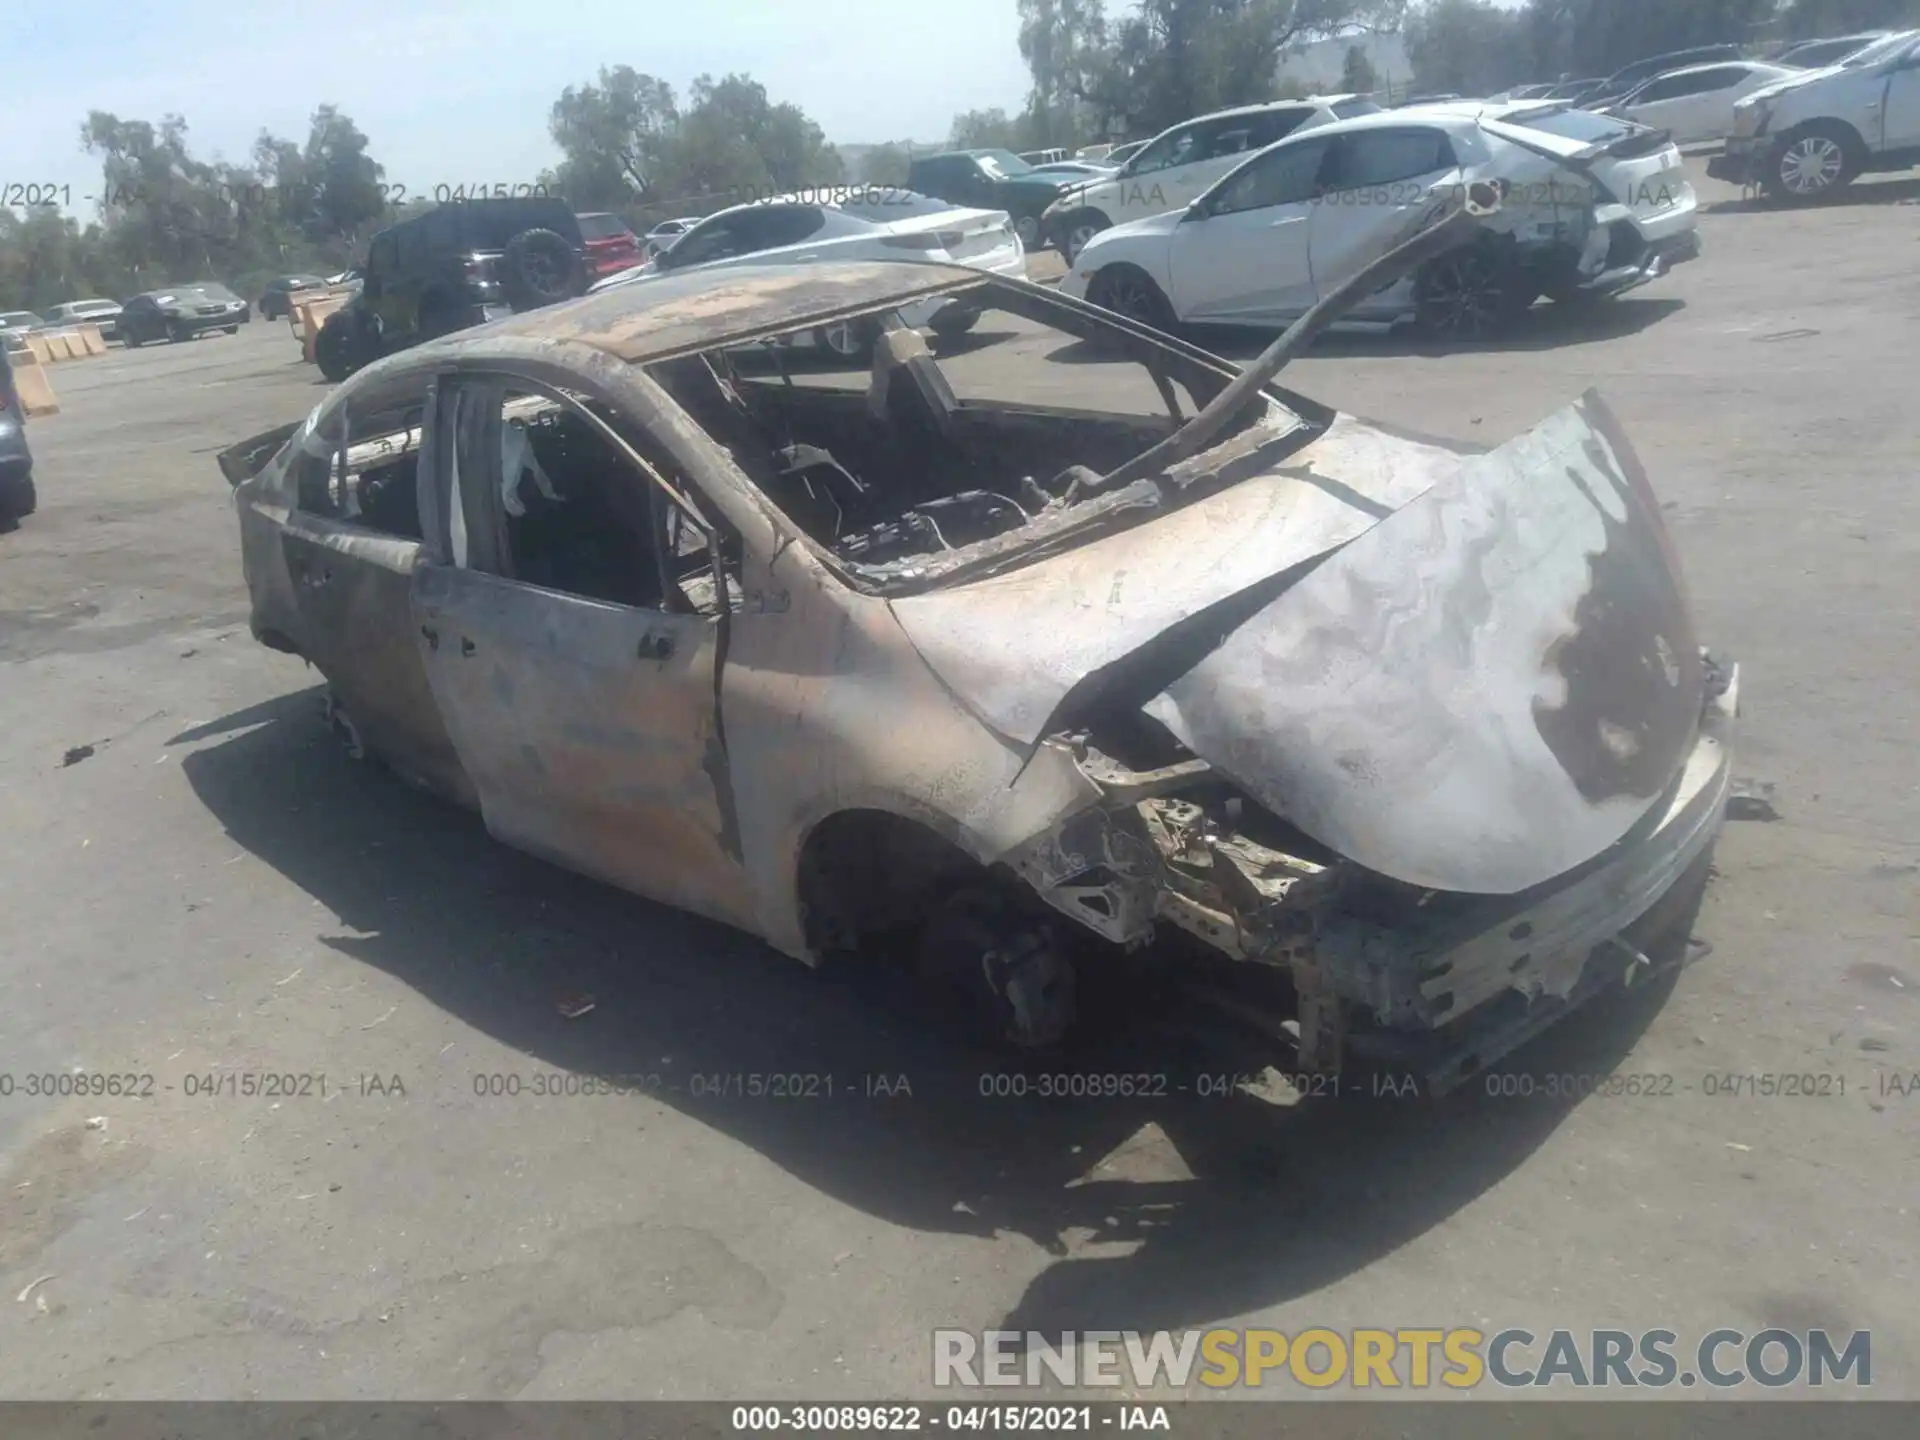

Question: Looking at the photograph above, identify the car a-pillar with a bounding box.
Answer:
[794,809,1078,1051]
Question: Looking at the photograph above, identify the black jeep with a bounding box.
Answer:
[315,198,590,382]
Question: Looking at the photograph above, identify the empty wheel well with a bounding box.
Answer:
[796,810,985,959]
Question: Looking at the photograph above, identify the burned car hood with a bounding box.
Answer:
[889,405,1474,743]
[892,391,1704,896]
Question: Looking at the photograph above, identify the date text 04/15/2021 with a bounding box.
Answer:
[0,181,560,211]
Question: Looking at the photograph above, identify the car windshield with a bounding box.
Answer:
[182,284,238,302]
[0,312,38,326]
[71,300,117,313]
[674,280,1303,594]
[835,189,966,221]
[1842,30,1919,66]
[1331,98,1384,119]
[973,149,1033,179]
[1506,105,1637,144]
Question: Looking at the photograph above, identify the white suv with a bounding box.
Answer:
[1041,95,1381,262]
[1708,28,1920,199]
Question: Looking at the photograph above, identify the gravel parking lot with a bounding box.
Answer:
[1,167,1915,1401]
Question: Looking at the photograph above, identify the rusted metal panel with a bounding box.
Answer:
[716,535,1107,962]
[886,412,1472,744]
[1147,391,1705,896]
[277,520,477,807]
[410,562,757,933]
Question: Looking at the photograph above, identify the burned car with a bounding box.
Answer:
[223,233,1737,1093]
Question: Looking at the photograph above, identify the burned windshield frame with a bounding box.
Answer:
[655,277,1329,599]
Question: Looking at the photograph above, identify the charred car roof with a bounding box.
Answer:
[459,260,990,364]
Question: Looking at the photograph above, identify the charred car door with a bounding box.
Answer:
[278,381,476,805]
[408,374,753,931]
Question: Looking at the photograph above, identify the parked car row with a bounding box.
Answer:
[1512,27,1920,200]
[1710,28,1920,199]
[0,285,249,347]
[277,27,1909,390]
[2,300,123,343]
[1062,99,1699,341]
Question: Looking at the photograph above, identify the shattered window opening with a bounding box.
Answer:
[291,383,433,540]
[450,376,738,619]
[652,282,1317,594]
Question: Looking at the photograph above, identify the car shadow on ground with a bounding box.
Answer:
[1183,295,1687,362]
[176,686,1687,1336]
[1703,174,1920,214]
[1021,296,1683,370]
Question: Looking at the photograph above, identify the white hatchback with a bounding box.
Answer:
[1041,95,1382,262]
[1060,102,1701,341]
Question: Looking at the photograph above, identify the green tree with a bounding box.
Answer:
[1018,0,1112,142]
[1014,0,1408,141]
[548,66,681,206]
[1404,0,1533,94]
[1515,0,1777,81]
[546,67,842,216]
[1777,0,1919,37]
[1340,41,1380,92]
[302,105,387,242]
[949,107,1024,149]
[855,143,914,185]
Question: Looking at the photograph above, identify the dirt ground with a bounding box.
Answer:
[1,168,1915,1401]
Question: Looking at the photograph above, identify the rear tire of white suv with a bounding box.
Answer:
[1763,122,1863,203]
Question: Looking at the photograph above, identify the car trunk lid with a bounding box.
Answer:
[882,206,1017,261]
[1483,110,1691,221]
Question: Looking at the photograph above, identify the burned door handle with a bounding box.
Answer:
[460,637,477,658]
[636,633,676,662]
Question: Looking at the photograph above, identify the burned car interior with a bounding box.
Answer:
[641,286,1301,591]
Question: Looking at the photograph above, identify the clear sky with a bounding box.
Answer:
[1,0,1526,219]
[0,0,1033,218]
